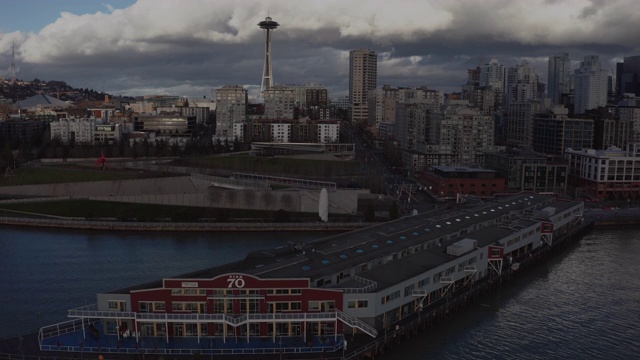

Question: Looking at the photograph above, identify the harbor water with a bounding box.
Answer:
[1,225,639,359]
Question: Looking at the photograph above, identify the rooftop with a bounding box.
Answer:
[107,193,577,295]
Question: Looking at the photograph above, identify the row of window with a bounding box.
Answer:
[138,298,331,314]
[169,288,302,296]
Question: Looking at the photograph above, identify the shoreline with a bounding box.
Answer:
[0,215,375,232]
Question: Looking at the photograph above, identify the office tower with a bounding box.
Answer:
[215,85,248,141]
[548,53,572,104]
[616,55,640,99]
[258,16,279,95]
[574,55,608,114]
[349,49,377,124]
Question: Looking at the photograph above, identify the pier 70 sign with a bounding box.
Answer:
[166,273,311,291]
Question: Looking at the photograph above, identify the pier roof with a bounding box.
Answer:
[107,193,579,295]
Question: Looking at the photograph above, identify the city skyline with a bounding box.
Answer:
[1,0,639,99]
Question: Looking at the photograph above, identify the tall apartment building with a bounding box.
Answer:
[480,60,505,93]
[479,60,506,111]
[399,102,495,168]
[215,85,248,141]
[369,86,399,133]
[436,104,495,165]
[505,99,551,147]
[574,55,608,114]
[395,103,431,151]
[618,100,640,142]
[287,84,329,120]
[263,85,295,120]
[506,62,539,107]
[370,86,443,139]
[349,49,377,124]
[548,53,572,104]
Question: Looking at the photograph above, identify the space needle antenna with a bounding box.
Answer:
[10,41,17,84]
[258,15,279,97]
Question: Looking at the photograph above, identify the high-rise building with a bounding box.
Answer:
[548,53,572,104]
[215,85,248,141]
[574,55,608,114]
[506,62,539,107]
[616,55,640,99]
[258,16,279,96]
[480,60,505,93]
[349,49,377,124]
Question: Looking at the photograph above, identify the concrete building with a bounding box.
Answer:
[566,144,640,200]
[506,62,539,107]
[318,122,340,143]
[395,103,431,151]
[287,83,329,119]
[134,115,195,136]
[483,149,568,193]
[271,123,292,142]
[505,99,551,147]
[349,49,377,124]
[574,55,608,114]
[215,85,248,141]
[532,107,594,156]
[616,97,640,144]
[94,123,123,144]
[370,86,442,138]
[263,85,295,120]
[548,53,572,104]
[50,118,97,144]
[435,104,495,165]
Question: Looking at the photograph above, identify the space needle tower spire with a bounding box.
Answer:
[258,16,279,96]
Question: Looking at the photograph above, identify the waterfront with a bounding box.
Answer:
[1,225,639,359]
[0,226,330,339]
[381,226,640,360]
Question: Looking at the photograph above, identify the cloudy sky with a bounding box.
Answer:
[1,0,639,100]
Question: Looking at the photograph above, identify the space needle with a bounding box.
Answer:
[258,16,279,96]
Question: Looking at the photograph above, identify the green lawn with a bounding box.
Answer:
[0,166,142,186]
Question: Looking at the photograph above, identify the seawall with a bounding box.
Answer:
[0,216,374,232]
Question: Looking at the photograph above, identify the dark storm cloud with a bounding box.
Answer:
[1,0,639,97]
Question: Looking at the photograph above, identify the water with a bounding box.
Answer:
[0,226,328,339]
[381,227,640,360]
[1,226,639,359]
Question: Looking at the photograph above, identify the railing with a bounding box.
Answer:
[39,318,100,340]
[68,304,136,319]
[343,275,378,293]
[335,309,378,338]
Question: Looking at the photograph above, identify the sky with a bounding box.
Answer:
[1,0,639,100]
